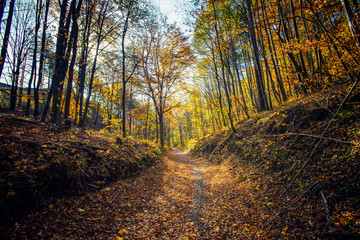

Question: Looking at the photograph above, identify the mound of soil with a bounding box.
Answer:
[191,83,360,238]
[0,114,160,234]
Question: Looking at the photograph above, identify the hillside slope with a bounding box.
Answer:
[0,113,160,237]
[191,83,360,238]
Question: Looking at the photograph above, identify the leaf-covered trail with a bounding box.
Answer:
[13,149,266,239]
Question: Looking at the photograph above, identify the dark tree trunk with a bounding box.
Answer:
[50,0,76,123]
[41,0,72,122]
[10,55,22,110]
[77,1,93,124]
[0,0,6,31]
[341,0,360,48]
[34,0,50,118]
[121,10,130,138]
[0,0,16,80]
[64,0,82,120]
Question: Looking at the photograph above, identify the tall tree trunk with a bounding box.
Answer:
[0,0,6,29]
[34,0,50,118]
[50,0,76,123]
[245,0,268,112]
[210,42,227,127]
[64,0,82,120]
[121,10,130,138]
[18,58,26,108]
[158,110,164,147]
[41,0,72,122]
[25,0,42,116]
[261,0,287,102]
[0,0,16,80]
[211,1,236,132]
[10,55,22,110]
[76,1,93,123]
[80,2,108,127]
[341,0,360,48]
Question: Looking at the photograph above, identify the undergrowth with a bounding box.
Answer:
[0,115,160,234]
[191,83,360,238]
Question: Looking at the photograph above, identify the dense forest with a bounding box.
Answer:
[0,0,359,146]
[0,0,359,239]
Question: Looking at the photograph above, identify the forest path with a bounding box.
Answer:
[13,149,264,239]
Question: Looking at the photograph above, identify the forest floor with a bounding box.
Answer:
[4,148,265,239]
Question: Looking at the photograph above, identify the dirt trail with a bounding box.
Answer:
[10,149,264,239]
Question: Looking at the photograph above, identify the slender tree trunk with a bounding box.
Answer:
[18,58,26,108]
[341,0,360,48]
[261,0,287,102]
[77,1,93,124]
[80,2,108,127]
[34,0,50,118]
[42,0,72,122]
[10,56,21,110]
[0,0,6,29]
[211,1,236,132]
[158,110,165,147]
[64,0,82,120]
[25,0,42,116]
[210,42,227,127]
[50,0,76,123]
[0,0,16,80]
[121,10,130,138]
[245,0,268,112]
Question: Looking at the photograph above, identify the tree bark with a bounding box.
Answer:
[121,10,130,138]
[64,0,82,120]
[0,0,16,80]
[34,0,50,117]
[341,0,360,49]
[0,0,7,32]
[245,0,268,112]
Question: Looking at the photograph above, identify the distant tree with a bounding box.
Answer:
[139,22,195,147]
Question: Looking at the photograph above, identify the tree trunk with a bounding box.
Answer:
[10,55,22,110]
[76,1,93,124]
[80,2,108,127]
[245,0,268,112]
[41,0,72,122]
[25,0,42,115]
[64,0,82,120]
[0,0,16,80]
[34,0,50,118]
[121,10,130,138]
[50,0,76,123]
[159,110,164,147]
[0,0,6,29]
[211,1,236,132]
[341,0,360,48]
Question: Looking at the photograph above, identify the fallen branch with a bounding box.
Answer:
[279,79,359,199]
[264,133,355,144]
